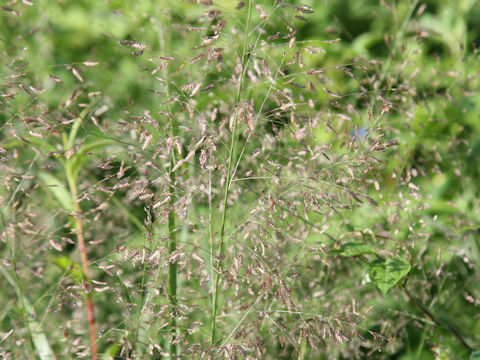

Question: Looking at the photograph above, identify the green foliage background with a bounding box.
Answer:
[1,0,479,359]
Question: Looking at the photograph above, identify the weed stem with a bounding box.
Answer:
[402,285,472,351]
[67,168,98,360]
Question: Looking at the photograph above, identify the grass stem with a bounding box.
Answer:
[159,13,178,357]
[209,0,253,346]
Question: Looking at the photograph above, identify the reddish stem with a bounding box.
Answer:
[73,195,98,360]
[86,298,98,359]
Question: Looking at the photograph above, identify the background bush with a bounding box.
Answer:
[1,0,479,359]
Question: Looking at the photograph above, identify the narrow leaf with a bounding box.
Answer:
[39,172,74,212]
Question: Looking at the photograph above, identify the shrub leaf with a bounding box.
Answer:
[470,351,480,360]
[340,242,377,257]
[368,257,411,295]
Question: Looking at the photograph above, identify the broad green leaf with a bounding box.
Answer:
[39,172,74,212]
[368,257,411,295]
[470,351,480,360]
[340,242,377,257]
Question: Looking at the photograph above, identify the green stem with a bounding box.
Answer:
[159,14,178,358]
[210,0,253,346]
[168,162,178,357]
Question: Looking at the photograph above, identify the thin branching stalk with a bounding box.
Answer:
[371,0,418,116]
[133,240,150,358]
[402,284,472,351]
[1,215,36,359]
[1,157,46,358]
[210,0,253,345]
[167,144,178,358]
[208,163,214,306]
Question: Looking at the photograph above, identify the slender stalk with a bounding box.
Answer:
[133,244,150,358]
[1,213,36,358]
[210,0,253,345]
[66,168,98,360]
[167,152,178,358]
[402,285,472,351]
[371,0,418,124]
[2,155,43,356]
[209,162,214,303]
[159,14,178,357]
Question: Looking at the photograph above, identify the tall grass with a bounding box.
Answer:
[210,0,253,346]
[1,0,479,359]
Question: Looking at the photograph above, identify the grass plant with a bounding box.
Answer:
[1,1,479,359]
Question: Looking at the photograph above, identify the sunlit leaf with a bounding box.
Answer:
[39,172,74,212]
[368,257,411,295]
[339,242,377,257]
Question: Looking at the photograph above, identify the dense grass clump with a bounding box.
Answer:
[1,1,479,359]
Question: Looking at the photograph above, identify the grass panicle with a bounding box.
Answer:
[0,0,479,359]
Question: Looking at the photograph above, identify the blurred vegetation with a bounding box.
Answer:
[1,0,479,359]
